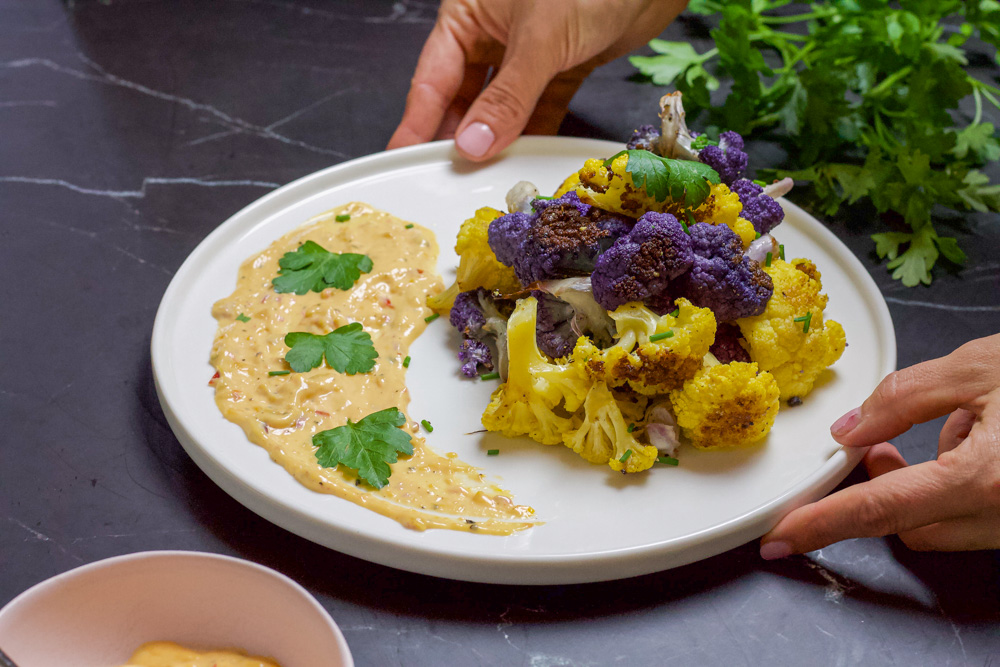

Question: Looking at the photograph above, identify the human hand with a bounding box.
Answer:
[387,0,687,161]
[760,333,1000,559]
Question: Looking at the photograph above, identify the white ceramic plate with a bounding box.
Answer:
[0,551,353,667]
[152,137,895,585]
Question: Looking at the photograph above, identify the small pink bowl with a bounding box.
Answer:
[0,551,353,667]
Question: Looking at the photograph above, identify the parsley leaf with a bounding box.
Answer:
[272,241,373,295]
[605,149,720,207]
[313,407,413,488]
[284,323,378,374]
[235,313,251,323]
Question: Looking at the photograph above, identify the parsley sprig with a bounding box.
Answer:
[313,407,413,488]
[284,323,378,374]
[272,240,373,294]
[604,149,720,207]
[631,0,1000,286]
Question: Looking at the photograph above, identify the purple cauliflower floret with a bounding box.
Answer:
[710,322,751,363]
[533,291,579,359]
[626,124,661,153]
[730,178,784,235]
[450,290,486,334]
[699,131,748,185]
[458,339,493,377]
[488,191,633,285]
[591,212,693,311]
[677,223,773,322]
[450,289,505,377]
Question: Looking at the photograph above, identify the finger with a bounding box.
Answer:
[760,459,973,558]
[452,38,561,160]
[387,23,467,150]
[899,514,1000,551]
[522,67,590,135]
[830,334,1000,447]
[862,442,908,478]
[432,63,493,140]
[938,408,977,456]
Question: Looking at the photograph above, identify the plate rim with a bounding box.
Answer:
[151,137,896,584]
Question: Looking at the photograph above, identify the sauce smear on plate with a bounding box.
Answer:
[210,202,536,534]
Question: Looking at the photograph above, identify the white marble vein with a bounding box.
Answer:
[7,518,83,563]
[0,175,278,198]
[883,297,1000,312]
[0,56,347,157]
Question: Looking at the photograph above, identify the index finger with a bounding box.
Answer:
[387,23,467,150]
[833,334,1000,447]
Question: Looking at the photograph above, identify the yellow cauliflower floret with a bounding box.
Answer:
[736,258,846,400]
[564,382,659,473]
[481,297,590,444]
[574,298,716,395]
[427,207,521,312]
[670,362,780,449]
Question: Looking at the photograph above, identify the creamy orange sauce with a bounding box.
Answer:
[119,641,279,667]
[210,202,536,534]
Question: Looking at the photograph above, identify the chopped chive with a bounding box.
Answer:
[480,372,500,381]
[627,423,635,433]
[779,244,785,260]
[753,179,767,187]
[487,449,500,456]
[619,450,633,463]
[765,251,773,267]
[335,214,351,222]
[534,195,556,200]
[679,218,689,233]
[669,308,680,317]
[755,231,762,239]
[424,313,440,323]
[658,456,679,466]
[421,419,434,433]
[649,331,674,342]
[793,311,813,333]
[236,313,251,323]
[268,370,291,376]
[402,356,411,368]
[405,223,414,229]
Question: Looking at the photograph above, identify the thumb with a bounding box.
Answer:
[452,44,560,161]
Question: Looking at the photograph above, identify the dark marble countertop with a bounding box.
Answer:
[2,1,999,665]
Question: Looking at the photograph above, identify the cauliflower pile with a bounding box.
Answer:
[433,93,846,474]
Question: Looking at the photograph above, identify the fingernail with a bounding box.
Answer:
[760,541,793,560]
[456,122,494,158]
[831,407,861,437]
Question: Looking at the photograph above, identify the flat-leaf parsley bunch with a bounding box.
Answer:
[631,0,1000,286]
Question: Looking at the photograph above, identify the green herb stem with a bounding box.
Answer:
[649,331,674,342]
[402,356,411,368]
[421,419,434,433]
[424,313,440,323]
[480,372,500,381]
[487,449,499,456]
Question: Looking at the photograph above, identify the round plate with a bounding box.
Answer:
[152,137,896,585]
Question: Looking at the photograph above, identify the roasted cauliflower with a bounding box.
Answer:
[427,207,521,312]
[670,361,780,449]
[736,258,846,400]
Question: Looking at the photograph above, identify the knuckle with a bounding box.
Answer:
[851,493,897,536]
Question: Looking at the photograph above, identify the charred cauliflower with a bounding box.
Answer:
[670,362,780,449]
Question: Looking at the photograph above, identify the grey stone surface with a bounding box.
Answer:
[1,1,999,665]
